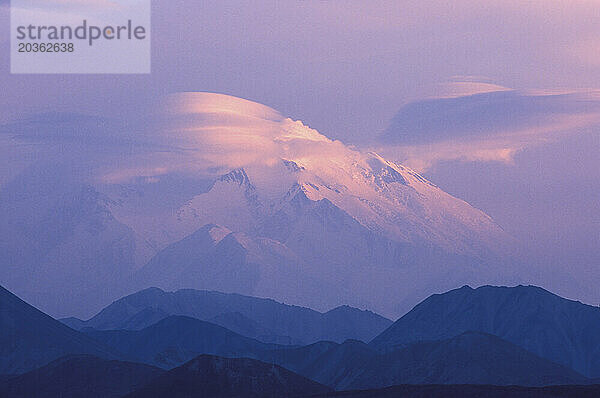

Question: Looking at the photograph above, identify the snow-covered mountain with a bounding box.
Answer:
[177,157,507,258]
[1,93,518,317]
[121,93,516,316]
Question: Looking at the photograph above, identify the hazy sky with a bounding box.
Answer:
[0,1,598,302]
[1,1,600,135]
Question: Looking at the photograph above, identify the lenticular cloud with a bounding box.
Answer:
[117,92,350,180]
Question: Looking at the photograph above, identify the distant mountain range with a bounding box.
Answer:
[61,287,392,345]
[83,316,280,369]
[2,283,599,396]
[72,315,587,388]
[261,332,588,389]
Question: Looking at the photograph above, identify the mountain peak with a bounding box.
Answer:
[282,159,305,173]
[283,183,319,206]
[218,168,252,186]
[188,224,232,244]
[136,286,166,296]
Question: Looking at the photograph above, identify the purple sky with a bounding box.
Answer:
[0,1,598,304]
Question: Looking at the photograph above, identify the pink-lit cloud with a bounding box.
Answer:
[99,93,350,183]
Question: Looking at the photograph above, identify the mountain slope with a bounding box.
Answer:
[0,355,164,398]
[286,339,378,389]
[163,160,512,316]
[124,354,331,398]
[70,287,392,345]
[371,285,600,378]
[0,285,118,375]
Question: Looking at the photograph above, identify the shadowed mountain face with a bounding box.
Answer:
[265,340,376,389]
[123,354,332,398]
[83,316,280,369]
[371,285,600,378]
[1,284,599,395]
[345,332,588,389]
[83,312,590,389]
[2,281,599,395]
[311,384,600,398]
[66,287,391,345]
[263,333,589,390]
[0,285,118,375]
[0,355,164,398]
